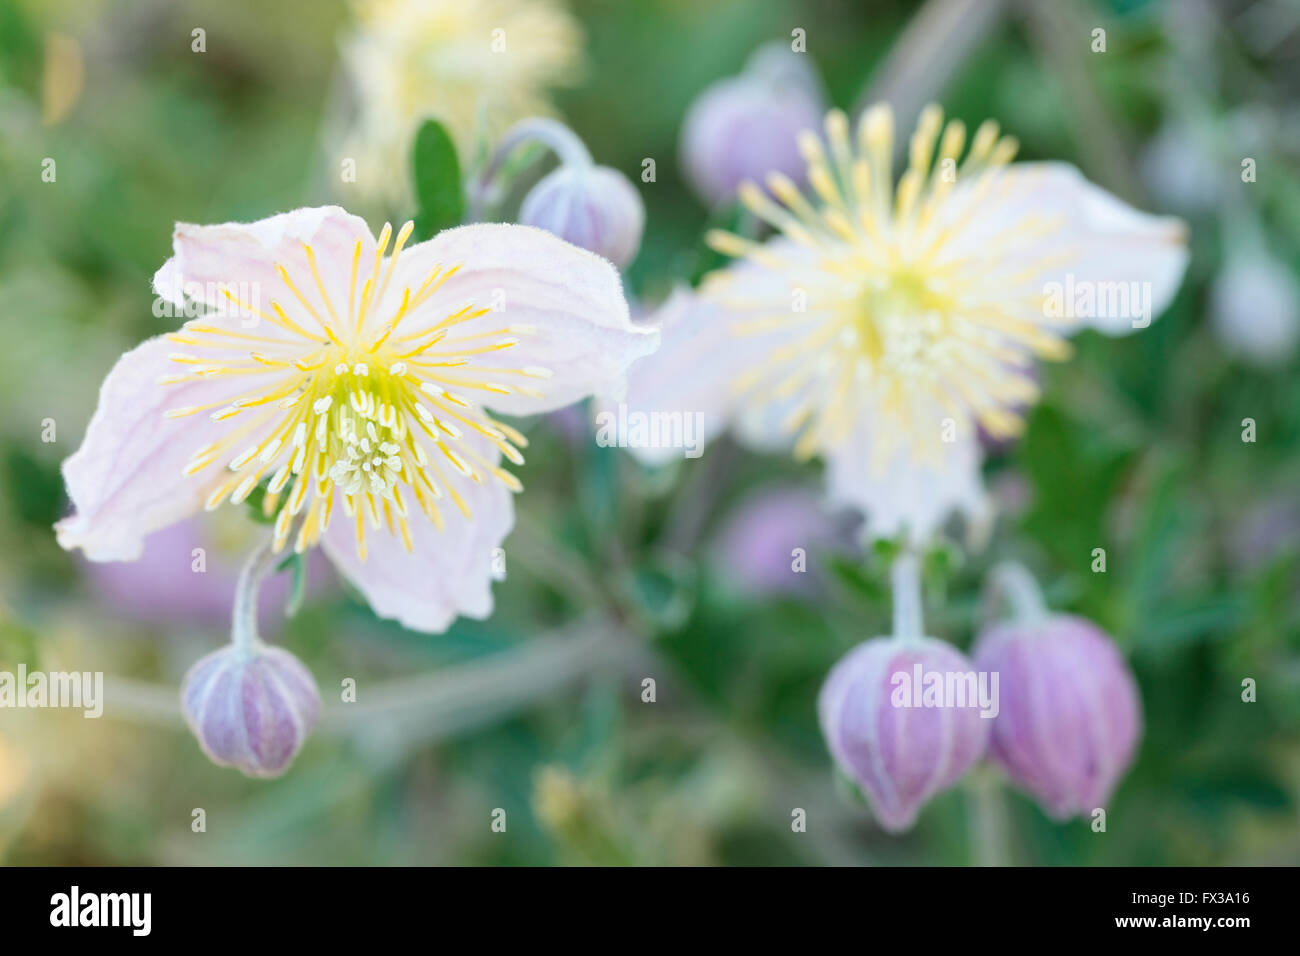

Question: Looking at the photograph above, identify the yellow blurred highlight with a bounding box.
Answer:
[42,32,84,126]
[0,731,31,809]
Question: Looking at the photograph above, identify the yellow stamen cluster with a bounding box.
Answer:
[705,103,1076,469]
[161,221,549,559]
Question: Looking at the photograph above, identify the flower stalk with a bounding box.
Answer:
[471,118,592,218]
[231,535,279,654]
[983,560,1049,626]
[890,550,925,639]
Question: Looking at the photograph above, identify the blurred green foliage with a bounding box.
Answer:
[0,0,1296,865]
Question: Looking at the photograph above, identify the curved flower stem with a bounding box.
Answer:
[495,117,593,169]
[854,0,1006,137]
[890,550,925,639]
[967,766,1010,866]
[469,118,592,219]
[984,560,1049,625]
[231,535,279,654]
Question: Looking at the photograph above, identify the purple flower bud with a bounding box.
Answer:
[520,163,645,268]
[712,486,856,597]
[819,635,991,832]
[973,614,1141,819]
[1139,120,1223,213]
[1210,249,1299,368]
[181,643,321,778]
[679,42,825,206]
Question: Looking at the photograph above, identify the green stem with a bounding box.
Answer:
[968,769,1011,866]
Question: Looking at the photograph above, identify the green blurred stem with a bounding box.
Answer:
[327,618,638,746]
[1018,0,1139,200]
[469,117,591,219]
[967,768,1011,866]
[660,436,740,554]
[985,561,1049,624]
[102,617,638,746]
[856,0,1006,132]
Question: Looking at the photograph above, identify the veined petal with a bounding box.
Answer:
[319,460,515,634]
[153,205,376,342]
[377,223,658,416]
[824,412,989,544]
[690,106,1190,498]
[55,336,278,560]
[608,246,819,463]
[600,288,740,465]
[931,162,1188,336]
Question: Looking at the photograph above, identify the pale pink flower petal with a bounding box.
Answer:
[153,205,375,333]
[374,223,657,416]
[934,162,1189,337]
[824,413,989,544]
[600,288,737,465]
[56,336,275,561]
[608,249,812,464]
[319,449,515,633]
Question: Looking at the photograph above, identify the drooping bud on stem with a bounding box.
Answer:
[819,551,990,832]
[181,536,321,778]
[974,561,1142,820]
[474,118,645,268]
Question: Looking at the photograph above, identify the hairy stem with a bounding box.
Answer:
[231,535,279,654]
[891,550,925,639]
[984,560,1049,625]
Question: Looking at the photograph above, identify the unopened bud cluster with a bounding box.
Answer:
[819,558,1141,832]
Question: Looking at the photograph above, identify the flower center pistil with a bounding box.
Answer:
[159,221,549,560]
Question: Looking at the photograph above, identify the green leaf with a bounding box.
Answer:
[0,619,41,670]
[832,766,870,808]
[276,552,307,618]
[621,550,696,631]
[825,555,881,605]
[242,480,277,525]
[411,120,464,240]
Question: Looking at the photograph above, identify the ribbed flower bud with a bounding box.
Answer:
[1210,247,1299,368]
[181,642,320,778]
[679,42,825,206]
[520,163,645,268]
[819,634,991,832]
[180,539,320,777]
[974,608,1141,820]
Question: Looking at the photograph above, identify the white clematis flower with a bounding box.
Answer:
[56,206,657,632]
[338,0,583,205]
[619,104,1188,541]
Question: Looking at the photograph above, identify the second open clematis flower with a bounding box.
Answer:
[618,104,1189,542]
[57,206,657,632]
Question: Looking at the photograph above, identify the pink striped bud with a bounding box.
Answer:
[679,43,825,206]
[819,635,991,832]
[181,643,320,778]
[973,614,1141,819]
[520,164,644,268]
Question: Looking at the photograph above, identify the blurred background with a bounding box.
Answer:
[1,0,1298,865]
